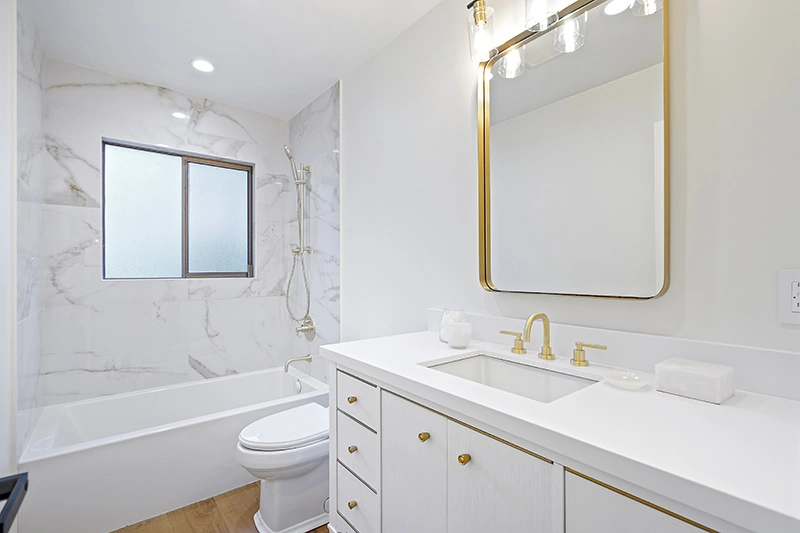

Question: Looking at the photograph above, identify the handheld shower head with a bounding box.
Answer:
[283,145,294,161]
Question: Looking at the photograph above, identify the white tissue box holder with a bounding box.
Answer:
[655,358,735,404]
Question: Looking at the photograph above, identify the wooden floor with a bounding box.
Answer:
[113,482,328,533]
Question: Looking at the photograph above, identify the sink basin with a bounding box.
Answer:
[427,354,594,403]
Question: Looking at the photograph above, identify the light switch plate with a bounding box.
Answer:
[778,270,800,325]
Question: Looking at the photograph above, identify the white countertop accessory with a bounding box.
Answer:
[605,370,649,390]
[446,322,472,349]
[655,358,734,404]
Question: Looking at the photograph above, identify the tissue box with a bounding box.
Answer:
[655,358,735,404]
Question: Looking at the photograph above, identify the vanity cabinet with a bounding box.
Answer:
[330,366,717,533]
[565,472,710,533]
[380,392,556,533]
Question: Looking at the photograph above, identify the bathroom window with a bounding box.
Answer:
[102,139,254,279]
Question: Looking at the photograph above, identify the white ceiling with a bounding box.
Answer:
[28,0,443,120]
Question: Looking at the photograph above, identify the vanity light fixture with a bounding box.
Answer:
[171,111,188,119]
[498,47,525,79]
[631,0,662,16]
[553,12,588,54]
[603,0,634,16]
[526,0,558,32]
[191,59,215,73]
[466,0,496,62]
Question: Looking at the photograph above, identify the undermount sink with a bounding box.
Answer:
[427,354,595,403]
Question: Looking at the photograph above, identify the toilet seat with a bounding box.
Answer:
[239,403,329,452]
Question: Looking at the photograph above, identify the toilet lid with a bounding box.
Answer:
[239,403,329,452]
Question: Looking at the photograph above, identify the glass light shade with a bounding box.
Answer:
[553,12,588,54]
[603,0,634,16]
[498,47,525,79]
[467,3,496,62]
[631,0,663,16]
[526,0,559,31]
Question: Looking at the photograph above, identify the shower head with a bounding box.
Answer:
[284,145,294,161]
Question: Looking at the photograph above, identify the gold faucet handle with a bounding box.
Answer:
[500,330,527,355]
[572,342,607,367]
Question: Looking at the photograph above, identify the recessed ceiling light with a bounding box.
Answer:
[191,59,215,73]
[172,112,187,119]
[604,0,633,15]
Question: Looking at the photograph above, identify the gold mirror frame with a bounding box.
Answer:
[478,0,670,299]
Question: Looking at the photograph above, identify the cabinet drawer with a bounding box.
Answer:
[337,463,379,533]
[337,411,379,490]
[566,472,712,533]
[337,371,379,430]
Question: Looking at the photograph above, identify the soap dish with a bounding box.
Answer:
[605,371,648,390]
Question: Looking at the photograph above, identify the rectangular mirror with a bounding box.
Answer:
[479,0,669,298]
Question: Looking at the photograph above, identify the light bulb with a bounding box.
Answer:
[631,0,662,16]
[554,13,587,54]
[526,0,558,31]
[603,0,634,16]
[498,48,524,79]
[473,26,493,62]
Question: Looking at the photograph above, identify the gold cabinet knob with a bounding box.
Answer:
[347,501,358,510]
[457,454,471,465]
[347,445,358,454]
[347,396,357,404]
[418,432,431,442]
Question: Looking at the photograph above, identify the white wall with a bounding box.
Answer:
[341,0,800,353]
[491,64,663,296]
[1,0,19,477]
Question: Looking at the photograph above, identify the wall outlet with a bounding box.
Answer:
[793,281,800,313]
[778,270,800,325]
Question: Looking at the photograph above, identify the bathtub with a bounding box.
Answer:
[18,368,328,533]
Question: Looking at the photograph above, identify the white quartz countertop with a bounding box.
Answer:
[321,331,800,533]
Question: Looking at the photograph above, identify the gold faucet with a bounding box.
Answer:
[523,313,554,360]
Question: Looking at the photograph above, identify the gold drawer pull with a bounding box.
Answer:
[347,445,358,454]
[418,432,430,442]
[457,454,471,466]
[347,501,358,510]
[347,396,357,404]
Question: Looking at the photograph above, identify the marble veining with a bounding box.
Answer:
[33,59,340,405]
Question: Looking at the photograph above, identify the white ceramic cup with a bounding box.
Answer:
[446,322,472,349]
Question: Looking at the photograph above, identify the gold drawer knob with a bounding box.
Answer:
[457,454,471,466]
[418,432,430,442]
[347,445,358,454]
[347,501,358,510]
[347,396,357,404]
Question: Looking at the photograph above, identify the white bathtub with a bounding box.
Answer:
[18,368,328,533]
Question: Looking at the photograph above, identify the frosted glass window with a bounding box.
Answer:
[104,145,183,278]
[187,163,250,274]
[102,141,253,279]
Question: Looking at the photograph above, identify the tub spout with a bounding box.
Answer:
[284,354,312,372]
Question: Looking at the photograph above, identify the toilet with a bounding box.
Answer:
[236,403,330,533]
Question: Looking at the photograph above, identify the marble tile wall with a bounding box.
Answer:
[31,59,340,406]
[287,84,341,382]
[16,0,46,455]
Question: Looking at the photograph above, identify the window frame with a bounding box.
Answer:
[101,138,255,280]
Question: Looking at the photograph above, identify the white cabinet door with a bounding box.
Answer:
[381,392,448,533]
[447,420,554,533]
[566,472,711,533]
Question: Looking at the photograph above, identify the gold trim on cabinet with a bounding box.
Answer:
[565,468,719,533]
[384,390,553,465]
[477,0,671,299]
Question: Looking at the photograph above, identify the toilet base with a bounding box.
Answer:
[253,510,327,533]
[252,456,329,533]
